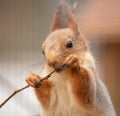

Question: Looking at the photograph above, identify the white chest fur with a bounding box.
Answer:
[40,71,88,116]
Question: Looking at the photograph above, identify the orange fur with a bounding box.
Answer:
[35,80,52,109]
[69,66,93,108]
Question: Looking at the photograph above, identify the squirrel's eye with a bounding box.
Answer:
[66,40,73,48]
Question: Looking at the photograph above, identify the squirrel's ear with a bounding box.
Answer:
[50,2,79,34]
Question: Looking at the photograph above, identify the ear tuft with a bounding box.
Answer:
[50,1,79,34]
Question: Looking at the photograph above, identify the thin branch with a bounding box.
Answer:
[0,64,67,108]
[0,85,29,108]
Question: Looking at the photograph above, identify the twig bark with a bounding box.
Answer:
[0,64,67,108]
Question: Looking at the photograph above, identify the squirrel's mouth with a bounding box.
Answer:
[48,62,65,73]
[47,58,66,73]
[51,65,63,73]
[55,68,63,73]
[52,64,68,73]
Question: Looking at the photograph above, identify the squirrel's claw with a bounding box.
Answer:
[25,72,41,88]
[64,54,79,68]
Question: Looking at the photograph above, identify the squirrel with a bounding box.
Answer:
[25,2,116,116]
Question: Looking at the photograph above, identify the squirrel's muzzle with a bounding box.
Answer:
[46,50,63,69]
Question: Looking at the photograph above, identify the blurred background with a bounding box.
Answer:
[0,0,120,115]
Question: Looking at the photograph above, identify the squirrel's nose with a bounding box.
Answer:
[46,50,59,68]
[47,60,57,68]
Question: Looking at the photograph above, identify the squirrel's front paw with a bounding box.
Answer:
[64,54,79,68]
[25,72,41,88]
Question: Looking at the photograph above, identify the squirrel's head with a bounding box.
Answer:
[42,2,88,69]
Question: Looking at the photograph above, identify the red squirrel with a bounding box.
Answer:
[25,2,116,116]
